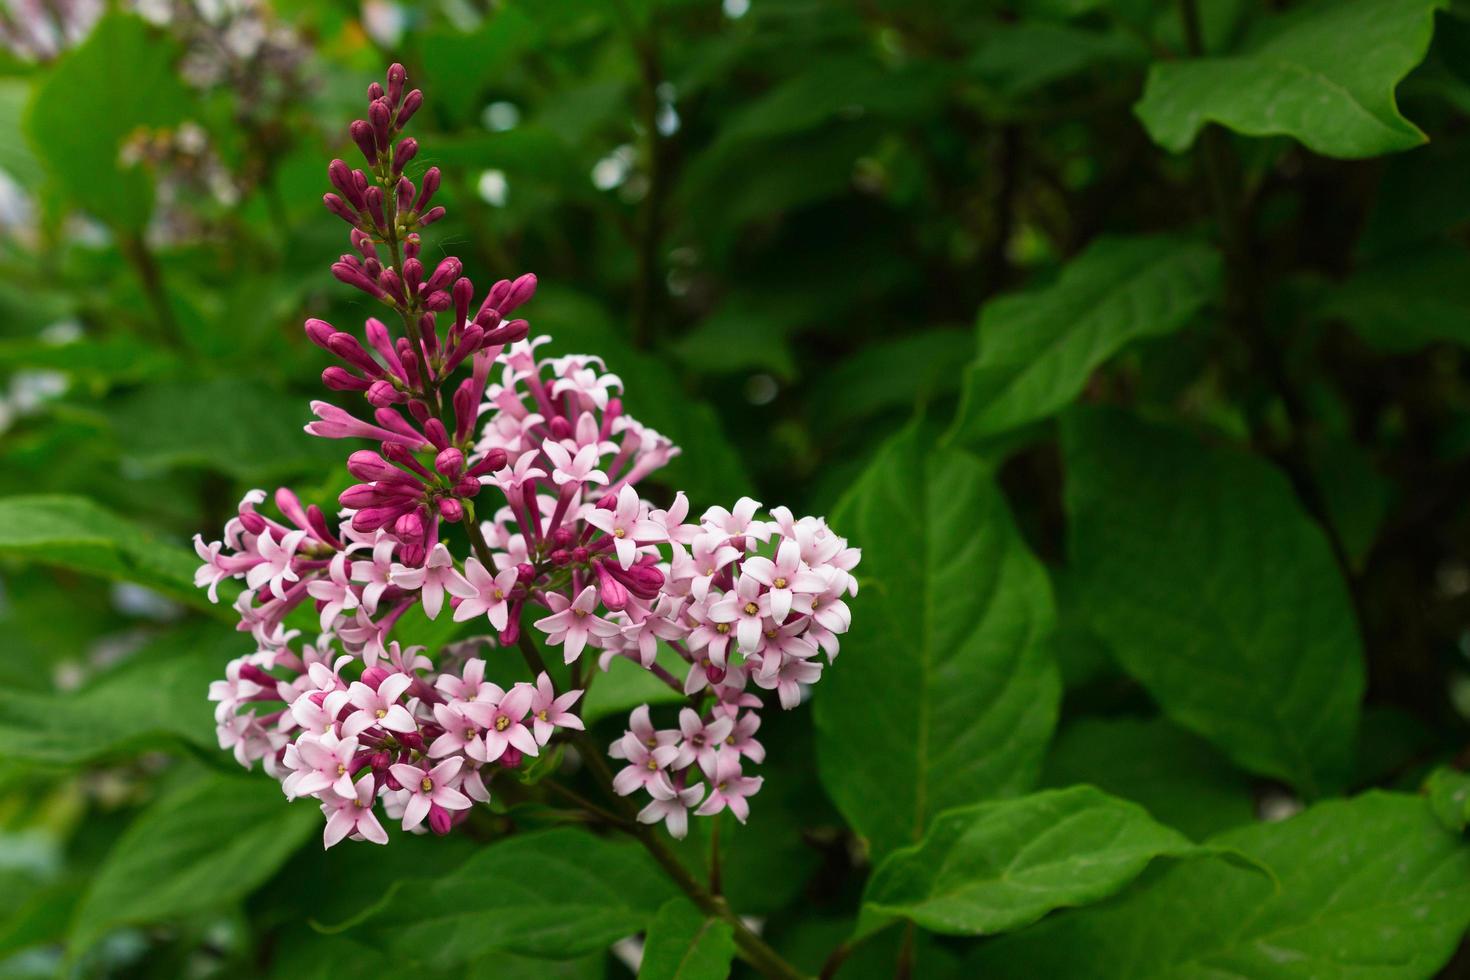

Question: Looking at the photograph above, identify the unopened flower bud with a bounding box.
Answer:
[435,448,465,480]
[437,498,464,522]
[322,366,370,391]
[387,63,407,106]
[361,665,391,690]
[349,119,377,164]
[396,89,423,129]
[303,318,335,349]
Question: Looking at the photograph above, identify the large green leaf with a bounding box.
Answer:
[109,377,337,481]
[862,786,1202,938]
[814,426,1059,859]
[965,792,1470,979]
[1318,246,1470,351]
[1042,717,1255,840]
[949,236,1221,446]
[638,898,735,980]
[1063,408,1363,795]
[368,828,677,965]
[24,13,193,228]
[1134,0,1446,159]
[0,625,228,766]
[69,773,318,956]
[0,495,222,614]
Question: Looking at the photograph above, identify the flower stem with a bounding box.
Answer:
[573,736,807,979]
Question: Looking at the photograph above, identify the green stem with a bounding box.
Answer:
[119,230,183,350]
[574,736,807,979]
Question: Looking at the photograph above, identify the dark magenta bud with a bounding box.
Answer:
[396,89,423,129]
[419,206,446,227]
[304,318,335,349]
[369,98,392,153]
[349,119,377,164]
[437,498,464,522]
[387,63,407,106]
[322,366,370,391]
[498,747,524,770]
[414,166,440,212]
[323,193,360,226]
[428,802,454,835]
[361,665,392,690]
[435,448,465,480]
[422,418,449,451]
[367,380,408,406]
[454,477,481,497]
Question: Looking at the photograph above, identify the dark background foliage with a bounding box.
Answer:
[3,0,1470,976]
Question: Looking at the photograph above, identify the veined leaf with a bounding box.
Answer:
[814,426,1059,859]
[862,786,1203,937]
[949,236,1221,446]
[370,828,677,965]
[638,898,735,980]
[1062,408,1364,795]
[1134,0,1447,159]
[966,792,1470,979]
[69,773,318,956]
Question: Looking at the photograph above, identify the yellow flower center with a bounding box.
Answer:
[375,708,387,719]
[743,601,758,616]
[495,716,511,732]
[421,777,433,793]
[773,577,787,589]
[613,528,625,538]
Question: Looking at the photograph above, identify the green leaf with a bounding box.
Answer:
[370,828,677,965]
[1426,767,1470,833]
[638,898,736,980]
[862,786,1202,937]
[814,426,1059,859]
[1134,0,1447,159]
[69,773,318,956]
[807,328,975,437]
[1043,717,1256,840]
[965,792,1470,979]
[1063,408,1364,795]
[1318,245,1470,351]
[0,495,223,614]
[108,377,337,481]
[24,13,193,228]
[0,625,230,766]
[581,648,689,726]
[969,22,1145,98]
[949,236,1221,446]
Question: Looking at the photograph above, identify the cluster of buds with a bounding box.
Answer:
[196,64,858,848]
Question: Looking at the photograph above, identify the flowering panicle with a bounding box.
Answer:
[196,64,858,848]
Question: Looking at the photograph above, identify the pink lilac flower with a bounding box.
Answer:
[695,753,762,823]
[306,553,360,630]
[285,731,359,800]
[674,708,734,778]
[464,684,538,762]
[583,484,663,568]
[390,542,476,620]
[612,730,681,796]
[322,774,389,847]
[389,757,472,831]
[528,672,584,745]
[533,585,621,663]
[194,62,859,847]
[342,672,416,736]
[638,780,704,839]
[453,556,519,629]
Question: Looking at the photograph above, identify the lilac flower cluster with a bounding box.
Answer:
[196,64,858,848]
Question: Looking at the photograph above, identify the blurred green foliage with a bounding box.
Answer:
[4,0,1470,976]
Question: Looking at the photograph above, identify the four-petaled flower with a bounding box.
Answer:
[533,585,621,663]
[389,757,473,831]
